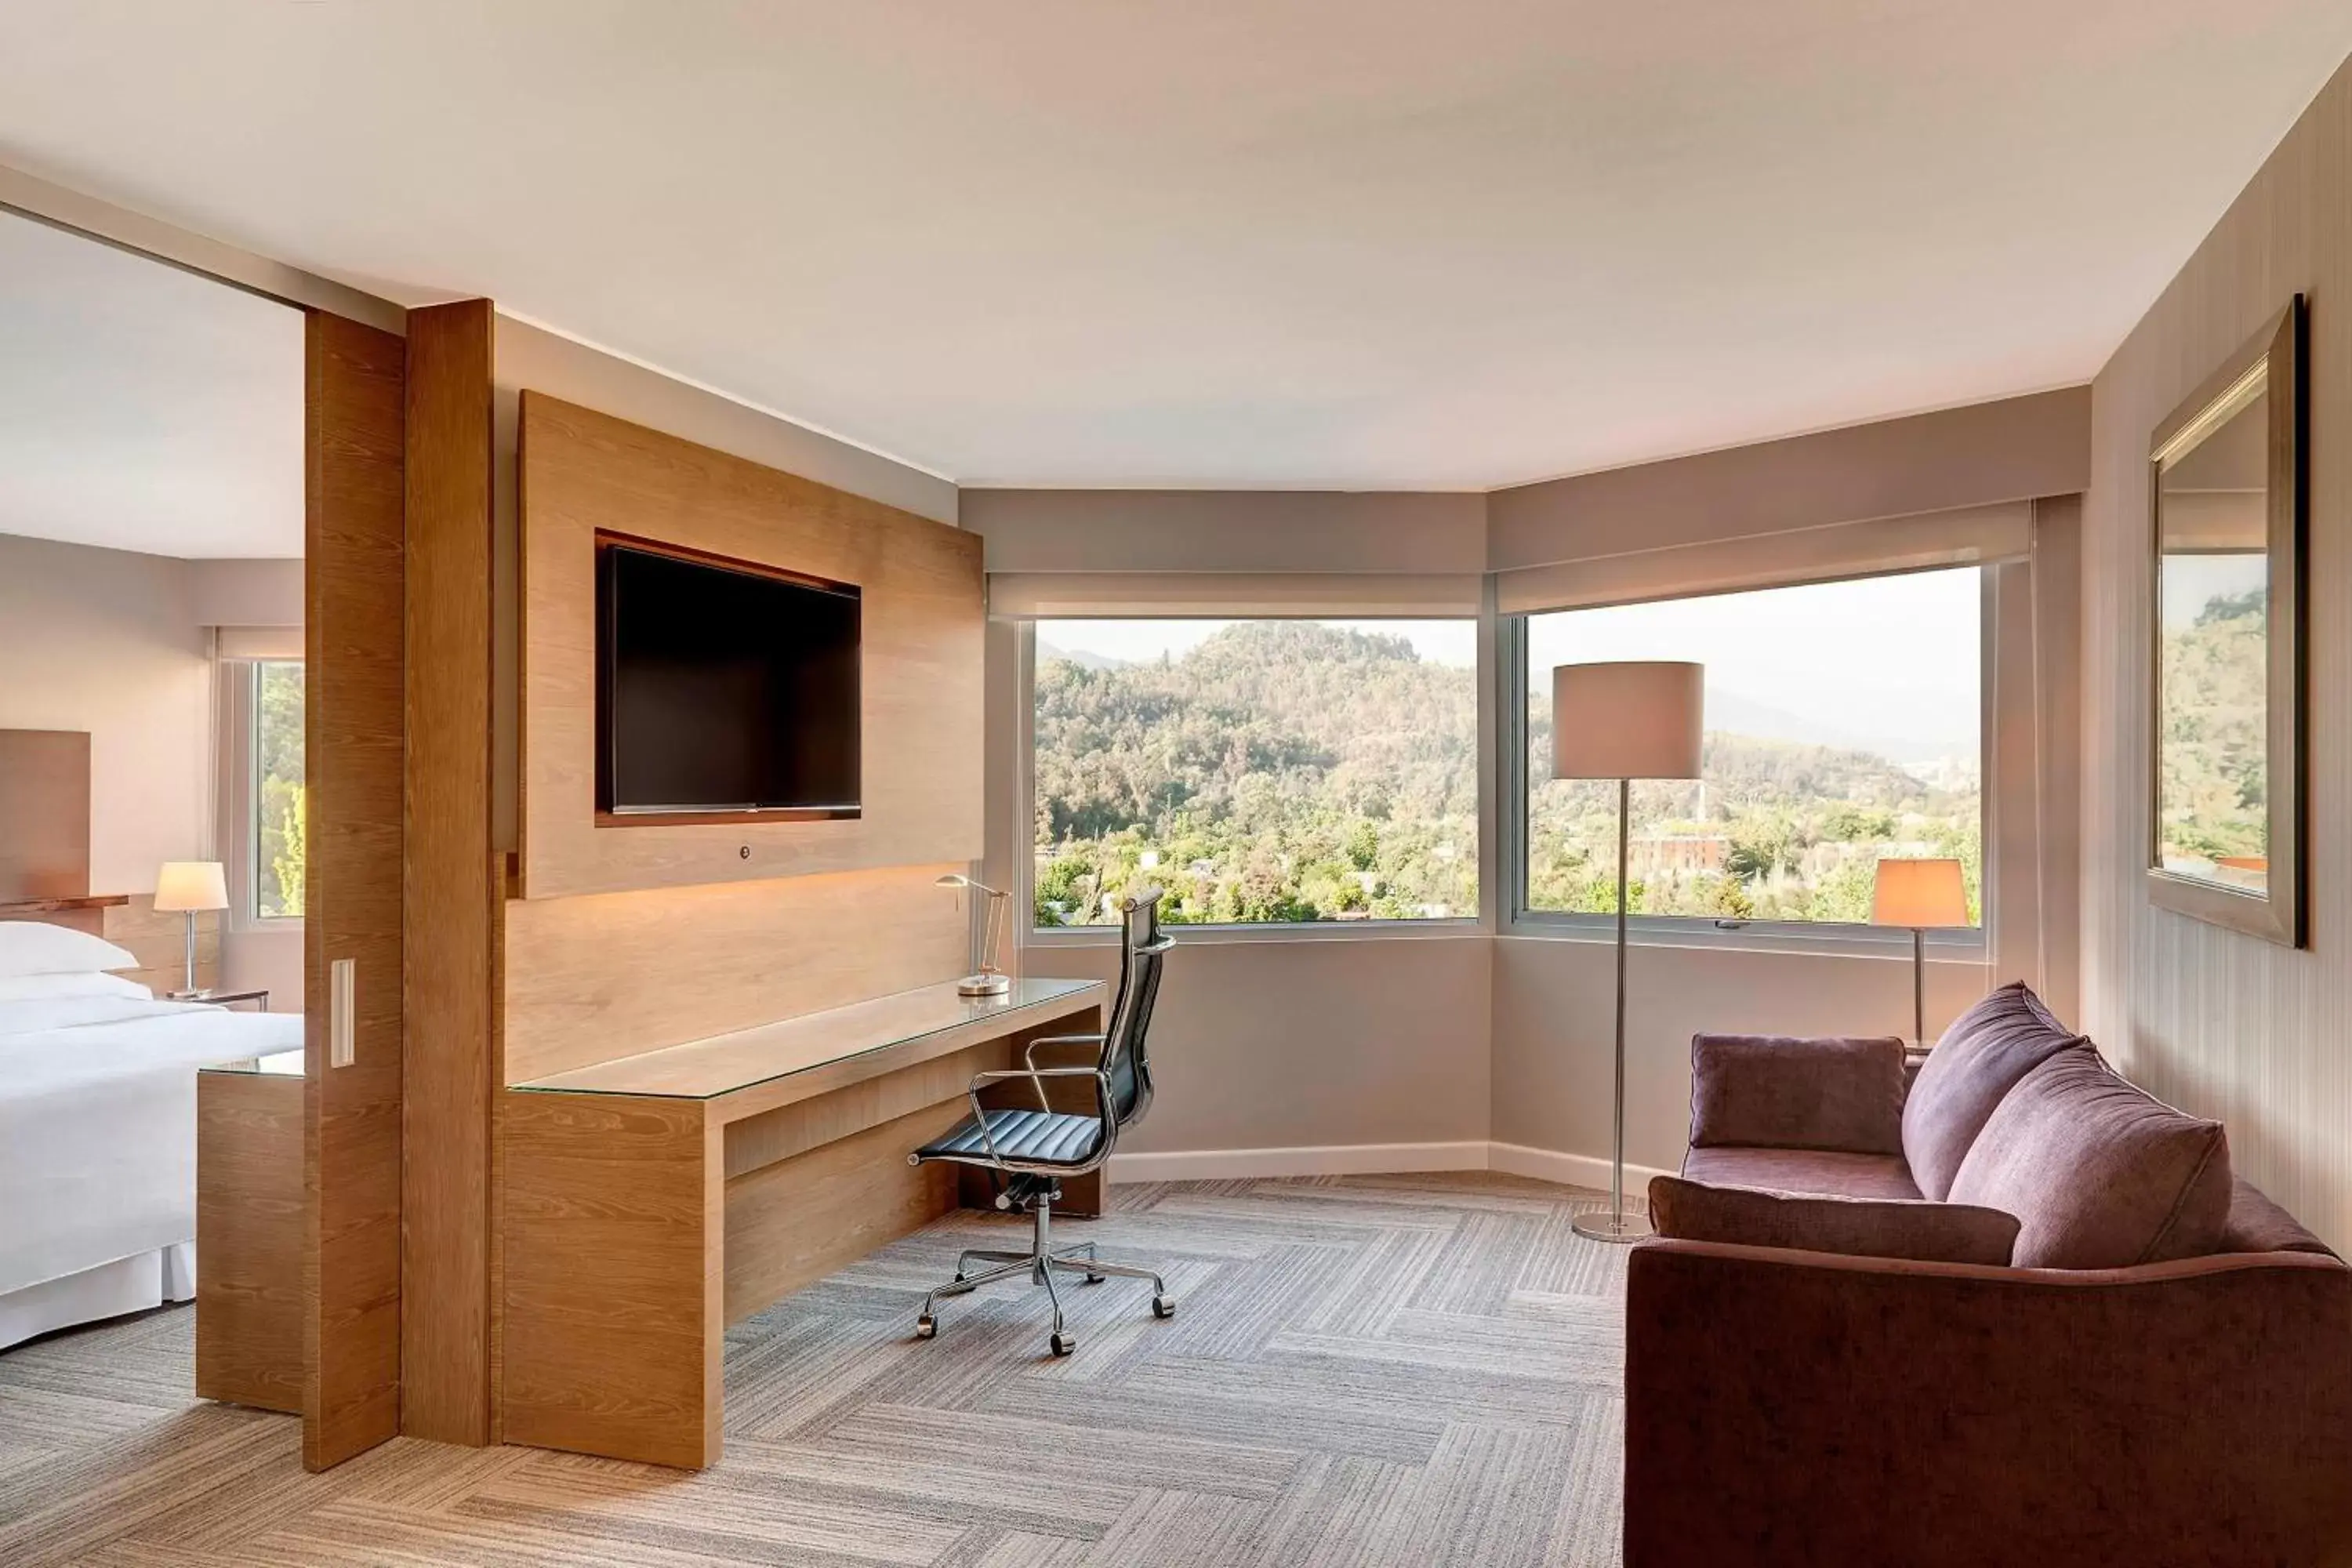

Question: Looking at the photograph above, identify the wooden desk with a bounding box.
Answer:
[499,976,1106,1468]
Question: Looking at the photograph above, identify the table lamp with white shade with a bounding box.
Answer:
[153,860,229,999]
[1872,855,1969,1049]
[1551,660,1705,1244]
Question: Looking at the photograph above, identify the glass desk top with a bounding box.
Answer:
[200,1048,305,1076]
[510,976,1105,1102]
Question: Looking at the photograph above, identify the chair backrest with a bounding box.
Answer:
[1099,887,1172,1130]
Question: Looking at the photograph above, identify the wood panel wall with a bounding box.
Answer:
[503,862,967,1083]
[0,729,90,900]
[401,299,499,1446]
[2080,56,2352,1251]
[517,394,984,901]
[302,308,408,1472]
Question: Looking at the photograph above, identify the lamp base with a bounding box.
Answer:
[956,972,1011,997]
[1571,1210,1654,1244]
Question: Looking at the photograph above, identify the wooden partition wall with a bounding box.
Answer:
[492,393,991,1446]
[503,394,984,1079]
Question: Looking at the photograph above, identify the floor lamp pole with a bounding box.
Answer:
[1574,775,1651,1243]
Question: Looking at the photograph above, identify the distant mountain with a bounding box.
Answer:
[1704,687,1968,768]
[1036,640,1128,673]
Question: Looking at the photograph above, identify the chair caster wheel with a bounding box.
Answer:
[1152,1296,1176,1319]
[915,1315,936,1340]
[1049,1332,1076,1357]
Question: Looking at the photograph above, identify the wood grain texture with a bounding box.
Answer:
[195,1069,304,1414]
[102,897,222,998]
[302,307,407,1472]
[400,298,499,1447]
[501,862,969,1083]
[723,1100,967,1326]
[0,896,122,935]
[517,392,984,900]
[2081,56,2352,1251]
[500,1092,722,1469]
[0,729,90,900]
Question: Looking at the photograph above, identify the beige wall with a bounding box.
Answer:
[2081,56,2352,1250]
[977,394,2085,1174]
[1038,935,1493,1157]
[0,532,211,895]
[1488,387,2089,571]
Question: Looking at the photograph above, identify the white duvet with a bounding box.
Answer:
[0,993,302,1297]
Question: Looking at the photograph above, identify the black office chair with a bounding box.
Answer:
[908,887,1174,1356]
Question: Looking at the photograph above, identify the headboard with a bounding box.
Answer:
[0,730,198,990]
[0,728,93,903]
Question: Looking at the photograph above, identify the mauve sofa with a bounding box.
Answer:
[1624,982,2352,1568]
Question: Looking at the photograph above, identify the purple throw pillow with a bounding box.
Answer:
[1646,1174,2020,1265]
[1946,1051,2232,1269]
[1900,982,2089,1200]
[1688,1033,1907,1153]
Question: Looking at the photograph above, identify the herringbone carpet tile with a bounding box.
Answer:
[0,1173,1636,1566]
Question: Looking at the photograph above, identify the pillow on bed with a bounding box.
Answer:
[0,971,153,1004]
[0,922,140,979]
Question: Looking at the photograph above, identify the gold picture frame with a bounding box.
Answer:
[2147,296,2306,946]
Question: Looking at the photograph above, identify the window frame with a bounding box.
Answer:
[1497,569,1994,960]
[216,653,306,933]
[1015,616,1486,946]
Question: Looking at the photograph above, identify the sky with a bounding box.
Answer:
[1039,565,1982,757]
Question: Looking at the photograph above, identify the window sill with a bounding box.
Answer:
[1026,918,1483,949]
[1501,914,1987,962]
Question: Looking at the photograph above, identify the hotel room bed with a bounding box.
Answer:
[0,985,301,1349]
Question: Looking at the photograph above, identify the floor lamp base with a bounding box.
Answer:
[1571,1209,1655,1244]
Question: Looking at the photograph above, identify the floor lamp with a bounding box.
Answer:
[1871,856,1969,1048]
[1552,661,1704,1244]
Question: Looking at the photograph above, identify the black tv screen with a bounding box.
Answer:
[596,539,861,818]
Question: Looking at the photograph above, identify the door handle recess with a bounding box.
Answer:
[330,957,356,1068]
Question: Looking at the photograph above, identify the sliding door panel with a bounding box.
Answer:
[303,309,407,1472]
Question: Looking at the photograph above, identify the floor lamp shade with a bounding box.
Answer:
[1551,662,1705,781]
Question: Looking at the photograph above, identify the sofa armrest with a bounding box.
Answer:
[1687,1032,1907,1153]
[1624,1240,2352,1567]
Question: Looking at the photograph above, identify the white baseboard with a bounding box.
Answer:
[1107,1141,1490,1183]
[1486,1141,1674,1193]
[1105,1139,1672,1192]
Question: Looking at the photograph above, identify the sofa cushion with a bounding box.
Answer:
[1947,1051,2233,1269]
[1681,1145,1922,1202]
[1901,982,2089,1200]
[1648,1174,2020,1265]
[1688,1033,1906,1153]
[2221,1177,2339,1258]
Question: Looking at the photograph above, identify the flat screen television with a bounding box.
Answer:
[596,536,861,819]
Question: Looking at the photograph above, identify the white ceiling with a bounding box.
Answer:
[1,2,2346,492]
[0,209,303,557]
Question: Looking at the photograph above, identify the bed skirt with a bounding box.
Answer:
[0,1243,195,1352]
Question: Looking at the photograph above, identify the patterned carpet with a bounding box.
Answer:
[0,1172,1635,1566]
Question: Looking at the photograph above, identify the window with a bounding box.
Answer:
[1032,619,1477,928]
[252,659,305,920]
[1518,569,1982,927]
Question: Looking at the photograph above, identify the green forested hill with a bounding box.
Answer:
[1033,621,1979,927]
[1034,623,1478,923]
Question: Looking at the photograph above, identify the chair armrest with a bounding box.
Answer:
[1686,1032,1906,1153]
[965,1065,1114,1168]
[1012,1034,1105,1110]
[1624,1239,2352,1566]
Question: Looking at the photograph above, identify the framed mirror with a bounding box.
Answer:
[2147,296,2305,946]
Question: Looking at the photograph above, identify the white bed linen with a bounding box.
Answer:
[0,993,300,1308]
